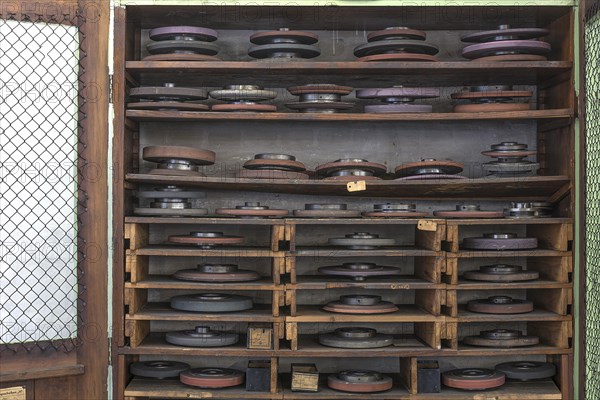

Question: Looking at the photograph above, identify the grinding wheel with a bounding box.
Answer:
[210,85,277,112]
[357,86,438,113]
[328,232,396,249]
[170,293,253,312]
[495,361,556,381]
[395,159,464,178]
[216,202,288,218]
[463,329,539,348]
[357,53,439,62]
[130,360,190,379]
[316,159,387,178]
[396,174,467,180]
[149,26,218,42]
[250,29,318,45]
[165,326,239,347]
[130,83,207,102]
[363,203,429,218]
[318,262,401,281]
[463,264,539,282]
[462,40,551,59]
[482,142,536,158]
[472,53,547,62]
[134,185,208,217]
[143,53,222,61]
[212,103,277,112]
[433,204,504,218]
[368,27,427,41]
[243,154,306,172]
[147,40,219,56]
[173,263,261,282]
[133,207,209,217]
[462,233,538,250]
[323,294,399,314]
[288,84,353,95]
[467,296,534,314]
[180,368,244,388]
[442,368,505,390]
[505,202,538,218]
[143,145,216,165]
[168,231,244,248]
[236,169,310,180]
[319,327,394,348]
[327,370,393,393]
[248,28,320,60]
[461,26,549,43]
[128,101,210,111]
[452,86,532,113]
[322,173,381,181]
[454,102,530,112]
[293,203,361,218]
[286,84,354,113]
[354,39,439,58]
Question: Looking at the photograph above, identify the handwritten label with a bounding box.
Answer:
[418,220,437,231]
[390,283,410,290]
[0,387,26,400]
[346,180,366,192]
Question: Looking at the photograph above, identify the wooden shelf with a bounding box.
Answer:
[445,218,572,225]
[282,382,410,399]
[286,218,442,225]
[133,245,280,258]
[289,275,444,290]
[451,250,571,258]
[291,246,441,257]
[125,275,282,291]
[287,305,439,323]
[125,216,285,225]
[455,279,571,290]
[455,306,571,322]
[285,335,435,357]
[454,343,571,356]
[125,174,570,200]
[126,303,283,322]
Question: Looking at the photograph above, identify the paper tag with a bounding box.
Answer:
[418,220,437,231]
[0,387,26,400]
[346,180,366,192]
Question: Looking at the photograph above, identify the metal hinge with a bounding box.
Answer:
[108,74,113,104]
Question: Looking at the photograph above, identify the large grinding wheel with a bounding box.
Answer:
[328,232,396,249]
[146,26,219,57]
[462,233,538,250]
[482,142,539,176]
[362,203,429,218]
[134,185,208,217]
[293,203,361,218]
[354,26,439,62]
[130,360,190,379]
[433,204,504,219]
[170,293,253,312]
[128,83,209,111]
[318,262,401,281]
[147,40,219,56]
[209,85,277,112]
[452,86,532,113]
[467,296,534,314]
[461,25,550,61]
[149,26,218,42]
[463,329,539,348]
[165,326,239,347]
[323,294,399,314]
[494,361,556,381]
[248,28,320,60]
[442,368,505,390]
[316,159,387,180]
[243,153,306,172]
[180,368,244,388]
[327,370,394,393]
[216,202,288,218]
[356,87,439,113]
[463,264,539,282]
[394,159,464,180]
[143,145,215,176]
[319,327,394,349]
[173,263,261,282]
[286,84,354,113]
[168,232,244,249]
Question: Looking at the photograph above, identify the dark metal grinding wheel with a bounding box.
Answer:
[316,158,387,179]
[495,361,556,381]
[145,26,219,59]
[143,145,216,176]
[368,27,427,41]
[463,264,539,282]
[149,26,218,42]
[323,170,382,181]
[165,326,239,347]
[462,233,538,250]
[293,203,361,218]
[357,86,439,113]
[173,263,261,282]
[318,262,401,281]
[180,368,244,388]
[354,26,439,60]
[433,204,504,219]
[286,84,354,113]
[248,28,320,60]
[236,169,310,180]
[130,360,190,379]
[461,24,550,61]
[170,293,253,312]
[134,185,208,217]
[357,53,439,62]
[394,159,464,179]
[362,203,429,218]
[323,295,399,314]
[467,296,534,314]
[464,329,539,348]
[452,86,532,113]
[147,40,219,56]
[471,53,548,62]
[215,202,288,218]
[210,85,277,112]
[319,327,394,348]
[442,368,505,390]
[243,153,306,172]
[482,142,539,176]
[129,83,209,111]
[327,370,394,393]
[505,202,538,218]
[532,201,553,217]
[143,53,221,61]
[168,231,244,249]
[128,101,210,111]
[328,232,396,249]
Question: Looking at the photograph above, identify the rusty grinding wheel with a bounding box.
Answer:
[328,232,396,249]
[464,329,539,348]
[168,231,244,249]
[173,263,261,282]
[323,294,399,314]
[165,326,240,347]
[495,361,556,381]
[143,145,216,176]
[433,204,504,219]
[482,142,539,176]
[328,370,393,393]
[286,84,354,113]
[316,158,387,180]
[362,203,429,218]
[395,159,464,180]
[248,28,320,60]
[355,26,439,62]
[464,264,539,282]
[130,360,190,379]
[146,26,219,58]
[170,293,253,312]
[134,185,208,217]
[462,24,550,61]
[318,262,402,281]
[128,83,209,111]
[319,327,394,349]
[452,86,532,113]
[216,202,288,218]
[357,87,439,113]
[209,85,277,112]
[462,233,538,250]
[293,203,361,218]
[442,368,505,390]
[467,296,534,314]
[180,368,244,388]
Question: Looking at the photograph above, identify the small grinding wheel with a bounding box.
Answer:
[328,232,396,249]
[452,85,533,113]
[362,203,429,218]
[316,158,387,180]
[323,294,399,314]
[327,370,394,393]
[462,233,538,250]
[134,185,208,217]
[243,153,306,172]
[168,232,245,249]
[215,202,288,218]
[209,85,277,112]
[461,24,550,61]
[357,87,439,113]
[531,201,554,217]
[173,263,261,282]
[130,361,190,379]
[495,361,556,381]
[482,142,539,176]
[143,145,216,176]
[165,326,239,347]
[505,202,539,218]
[180,368,244,388]
[318,262,402,281]
[433,204,504,219]
[395,159,464,179]
[146,26,219,58]
[467,296,534,314]
[442,368,506,390]
[128,83,209,111]
[293,203,361,218]
[286,84,354,113]
[354,26,439,62]
[170,293,253,312]
[463,329,540,348]
[463,264,539,282]
[248,28,320,60]
[319,327,394,349]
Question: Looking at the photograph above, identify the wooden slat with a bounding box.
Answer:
[135,245,278,258]
[288,275,445,290]
[125,275,281,290]
[456,306,572,322]
[126,303,282,322]
[124,216,284,225]
[286,305,439,322]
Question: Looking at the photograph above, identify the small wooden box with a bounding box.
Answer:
[291,363,319,392]
[247,323,273,350]
[417,360,441,393]
[246,360,271,392]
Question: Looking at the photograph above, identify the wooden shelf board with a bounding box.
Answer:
[455,306,571,322]
[125,275,281,291]
[126,303,282,322]
[282,383,410,399]
[125,216,285,225]
[133,245,279,258]
[291,247,441,257]
[286,218,443,225]
[125,174,570,200]
[454,343,572,356]
[445,218,572,225]
[287,305,439,323]
[414,380,561,399]
[451,250,571,258]
[290,275,444,290]
[454,279,571,290]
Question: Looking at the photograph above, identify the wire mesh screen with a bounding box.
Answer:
[585,1,600,397]
[0,13,87,352]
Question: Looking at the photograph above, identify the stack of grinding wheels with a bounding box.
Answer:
[209,85,277,112]
[168,231,244,249]
[463,329,539,348]
[215,202,288,218]
[144,26,220,61]
[505,201,553,218]
[133,185,207,217]
[461,24,551,61]
[327,370,393,393]
[248,28,320,60]
[170,293,253,313]
[464,264,539,282]
[318,262,401,281]
[467,295,534,314]
[356,87,440,113]
[130,361,245,388]
[395,159,465,180]
[442,362,555,391]
[482,142,539,176]
[328,232,396,249]
[173,263,261,282]
[319,327,393,348]
[315,158,386,181]
[462,232,538,250]
[286,84,354,113]
[293,203,361,218]
[433,204,504,218]
[128,83,209,111]
[142,145,215,176]
[237,153,309,180]
[323,295,399,314]
[354,26,439,62]
[452,86,532,113]
[363,203,429,218]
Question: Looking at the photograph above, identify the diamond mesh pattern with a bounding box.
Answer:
[0,14,87,352]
